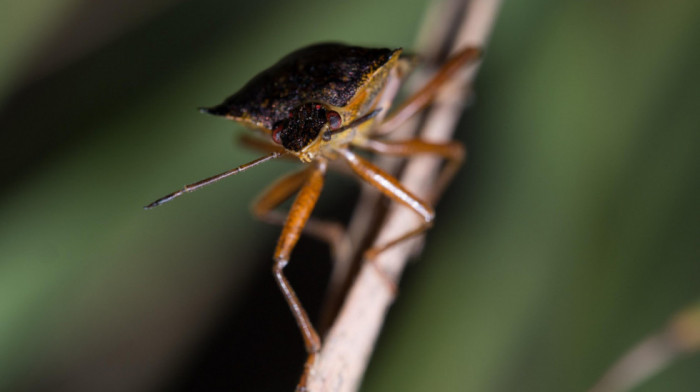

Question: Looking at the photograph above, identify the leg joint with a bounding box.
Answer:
[272,256,288,272]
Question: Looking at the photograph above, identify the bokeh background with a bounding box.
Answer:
[1,0,698,391]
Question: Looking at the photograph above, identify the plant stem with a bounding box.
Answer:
[304,0,502,390]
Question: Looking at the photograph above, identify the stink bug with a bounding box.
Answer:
[146,42,481,355]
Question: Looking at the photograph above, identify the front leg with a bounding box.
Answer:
[253,166,348,260]
[272,160,327,354]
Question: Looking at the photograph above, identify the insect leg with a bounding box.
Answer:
[252,166,347,258]
[336,149,434,261]
[356,138,465,204]
[272,160,327,354]
[375,46,481,134]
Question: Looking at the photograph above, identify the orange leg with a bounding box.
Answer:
[252,167,347,258]
[272,160,327,354]
[375,46,481,134]
[356,138,465,204]
[335,149,434,260]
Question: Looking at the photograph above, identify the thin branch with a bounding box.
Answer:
[304,0,502,390]
[588,303,700,392]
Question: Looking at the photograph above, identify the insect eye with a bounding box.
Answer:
[271,122,285,144]
[326,111,342,130]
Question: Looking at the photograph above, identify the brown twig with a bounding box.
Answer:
[304,0,502,390]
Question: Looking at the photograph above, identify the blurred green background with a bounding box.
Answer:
[1,0,698,391]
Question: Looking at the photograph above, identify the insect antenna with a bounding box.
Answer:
[144,151,284,209]
[323,108,382,140]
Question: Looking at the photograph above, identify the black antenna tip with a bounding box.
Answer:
[144,193,177,210]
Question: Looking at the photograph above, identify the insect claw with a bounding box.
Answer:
[363,250,399,296]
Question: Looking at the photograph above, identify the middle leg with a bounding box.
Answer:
[336,148,434,260]
[354,137,465,204]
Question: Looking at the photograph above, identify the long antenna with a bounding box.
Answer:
[144,152,283,209]
[324,108,382,140]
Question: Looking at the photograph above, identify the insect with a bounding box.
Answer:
[146,43,480,356]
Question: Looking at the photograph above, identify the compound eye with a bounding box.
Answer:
[326,111,342,130]
[271,122,284,144]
